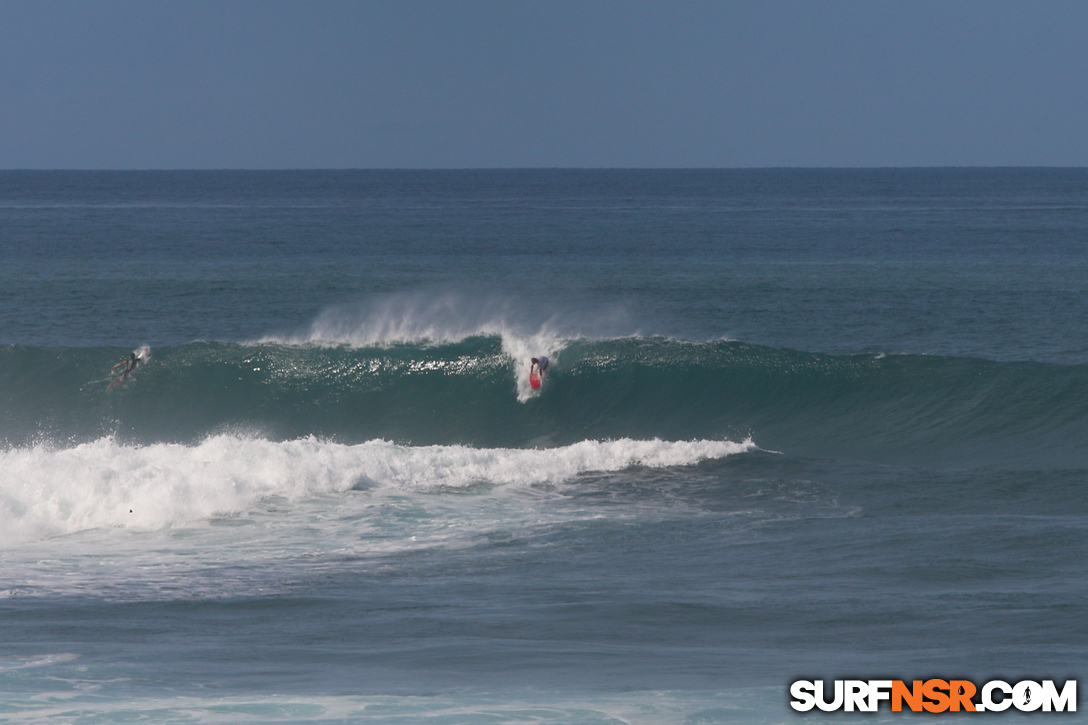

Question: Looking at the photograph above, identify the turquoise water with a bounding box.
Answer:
[1,170,1086,722]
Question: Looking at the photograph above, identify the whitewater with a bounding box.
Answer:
[0,435,755,547]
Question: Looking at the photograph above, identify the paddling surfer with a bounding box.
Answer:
[108,349,145,391]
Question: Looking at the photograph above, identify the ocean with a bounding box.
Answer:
[1,169,1085,723]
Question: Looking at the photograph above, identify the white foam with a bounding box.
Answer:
[0,435,754,547]
[0,688,782,725]
[0,653,79,673]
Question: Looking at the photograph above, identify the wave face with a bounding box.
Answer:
[3,337,1086,467]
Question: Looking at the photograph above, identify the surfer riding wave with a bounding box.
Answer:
[530,355,549,390]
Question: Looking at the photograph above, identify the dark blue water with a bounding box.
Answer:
[1,170,1086,723]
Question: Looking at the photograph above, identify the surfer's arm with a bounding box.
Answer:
[111,361,127,372]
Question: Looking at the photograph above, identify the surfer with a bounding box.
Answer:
[108,349,144,391]
[531,355,549,377]
[529,355,549,389]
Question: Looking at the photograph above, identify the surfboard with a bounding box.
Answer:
[529,371,541,390]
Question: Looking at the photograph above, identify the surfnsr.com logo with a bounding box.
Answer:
[790,679,1076,713]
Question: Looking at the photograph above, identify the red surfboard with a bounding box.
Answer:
[529,371,541,389]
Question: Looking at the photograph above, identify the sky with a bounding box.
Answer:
[1,0,1086,169]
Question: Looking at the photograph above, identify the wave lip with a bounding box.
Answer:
[0,435,755,547]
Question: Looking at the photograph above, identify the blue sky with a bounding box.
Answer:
[2,1,1086,168]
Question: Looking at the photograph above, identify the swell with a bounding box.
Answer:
[2,339,1087,466]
